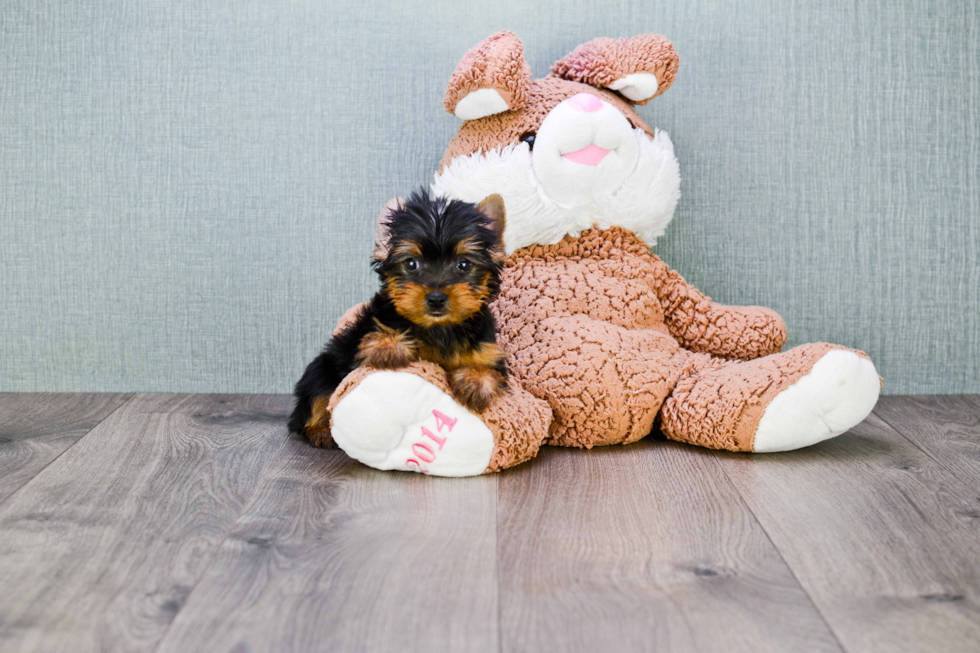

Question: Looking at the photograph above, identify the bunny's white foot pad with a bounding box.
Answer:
[330,371,494,477]
[753,350,880,452]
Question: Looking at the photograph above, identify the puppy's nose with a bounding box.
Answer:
[425,291,448,310]
[568,92,603,113]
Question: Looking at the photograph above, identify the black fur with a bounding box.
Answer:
[288,190,506,437]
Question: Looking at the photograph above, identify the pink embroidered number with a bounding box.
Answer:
[412,442,436,463]
[420,426,446,450]
[405,409,457,473]
[433,409,457,433]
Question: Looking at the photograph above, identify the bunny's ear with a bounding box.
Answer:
[551,34,679,105]
[373,198,402,260]
[444,31,532,121]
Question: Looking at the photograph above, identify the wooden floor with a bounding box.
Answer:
[0,394,978,652]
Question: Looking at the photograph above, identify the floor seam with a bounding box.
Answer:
[150,396,294,653]
[495,473,502,653]
[871,402,974,487]
[0,393,138,510]
[707,451,852,653]
[871,401,980,502]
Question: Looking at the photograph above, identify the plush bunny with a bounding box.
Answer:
[318,31,881,476]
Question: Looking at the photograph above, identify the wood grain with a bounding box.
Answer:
[715,411,980,653]
[0,393,131,504]
[496,440,843,653]
[155,436,498,653]
[875,395,980,489]
[0,394,290,653]
[2,394,977,652]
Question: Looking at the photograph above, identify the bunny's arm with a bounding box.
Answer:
[648,255,787,360]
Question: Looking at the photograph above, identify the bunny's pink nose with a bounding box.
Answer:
[568,93,603,112]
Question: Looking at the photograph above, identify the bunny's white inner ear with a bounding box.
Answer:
[608,72,659,102]
[454,88,510,121]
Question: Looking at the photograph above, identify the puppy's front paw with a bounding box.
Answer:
[305,425,337,449]
[302,394,337,448]
[330,370,495,476]
[356,329,417,369]
[450,366,506,413]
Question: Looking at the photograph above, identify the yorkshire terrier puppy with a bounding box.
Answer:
[288,190,509,447]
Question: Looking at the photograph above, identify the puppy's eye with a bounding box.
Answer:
[519,132,536,151]
[456,259,472,273]
[405,258,419,271]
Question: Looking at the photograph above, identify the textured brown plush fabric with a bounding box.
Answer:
[324,32,870,473]
[648,256,788,359]
[443,31,532,116]
[495,228,681,446]
[332,302,368,337]
[492,227,809,450]
[440,77,653,171]
[552,34,679,105]
[660,343,868,451]
[482,383,552,473]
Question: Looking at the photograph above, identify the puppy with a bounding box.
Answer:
[288,190,508,448]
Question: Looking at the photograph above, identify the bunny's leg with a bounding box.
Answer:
[659,343,880,452]
[504,314,688,448]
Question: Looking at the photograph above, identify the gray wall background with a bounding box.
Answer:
[2,0,977,394]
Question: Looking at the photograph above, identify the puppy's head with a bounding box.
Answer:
[374,190,506,328]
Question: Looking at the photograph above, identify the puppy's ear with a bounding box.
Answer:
[551,34,678,105]
[444,31,531,121]
[476,194,507,255]
[373,198,402,260]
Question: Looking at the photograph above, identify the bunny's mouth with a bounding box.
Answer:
[561,144,611,166]
[527,94,639,204]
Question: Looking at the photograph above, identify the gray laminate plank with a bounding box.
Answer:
[496,440,843,653]
[875,395,980,490]
[0,393,132,504]
[155,435,498,653]
[716,411,980,653]
[0,393,290,653]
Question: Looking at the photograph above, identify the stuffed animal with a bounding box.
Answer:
[320,31,881,476]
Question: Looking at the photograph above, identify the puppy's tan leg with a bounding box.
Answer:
[303,394,337,448]
[450,365,507,413]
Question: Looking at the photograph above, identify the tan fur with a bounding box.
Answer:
[450,365,506,412]
[417,340,504,371]
[355,320,418,369]
[304,394,336,448]
[476,193,506,233]
[418,339,508,412]
[386,279,487,328]
[453,237,479,258]
[390,241,422,259]
[476,193,507,261]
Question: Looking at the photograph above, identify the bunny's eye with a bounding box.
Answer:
[519,132,536,151]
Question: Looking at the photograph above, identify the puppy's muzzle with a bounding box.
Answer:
[425,290,448,313]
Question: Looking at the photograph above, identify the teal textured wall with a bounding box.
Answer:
[1,0,977,393]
